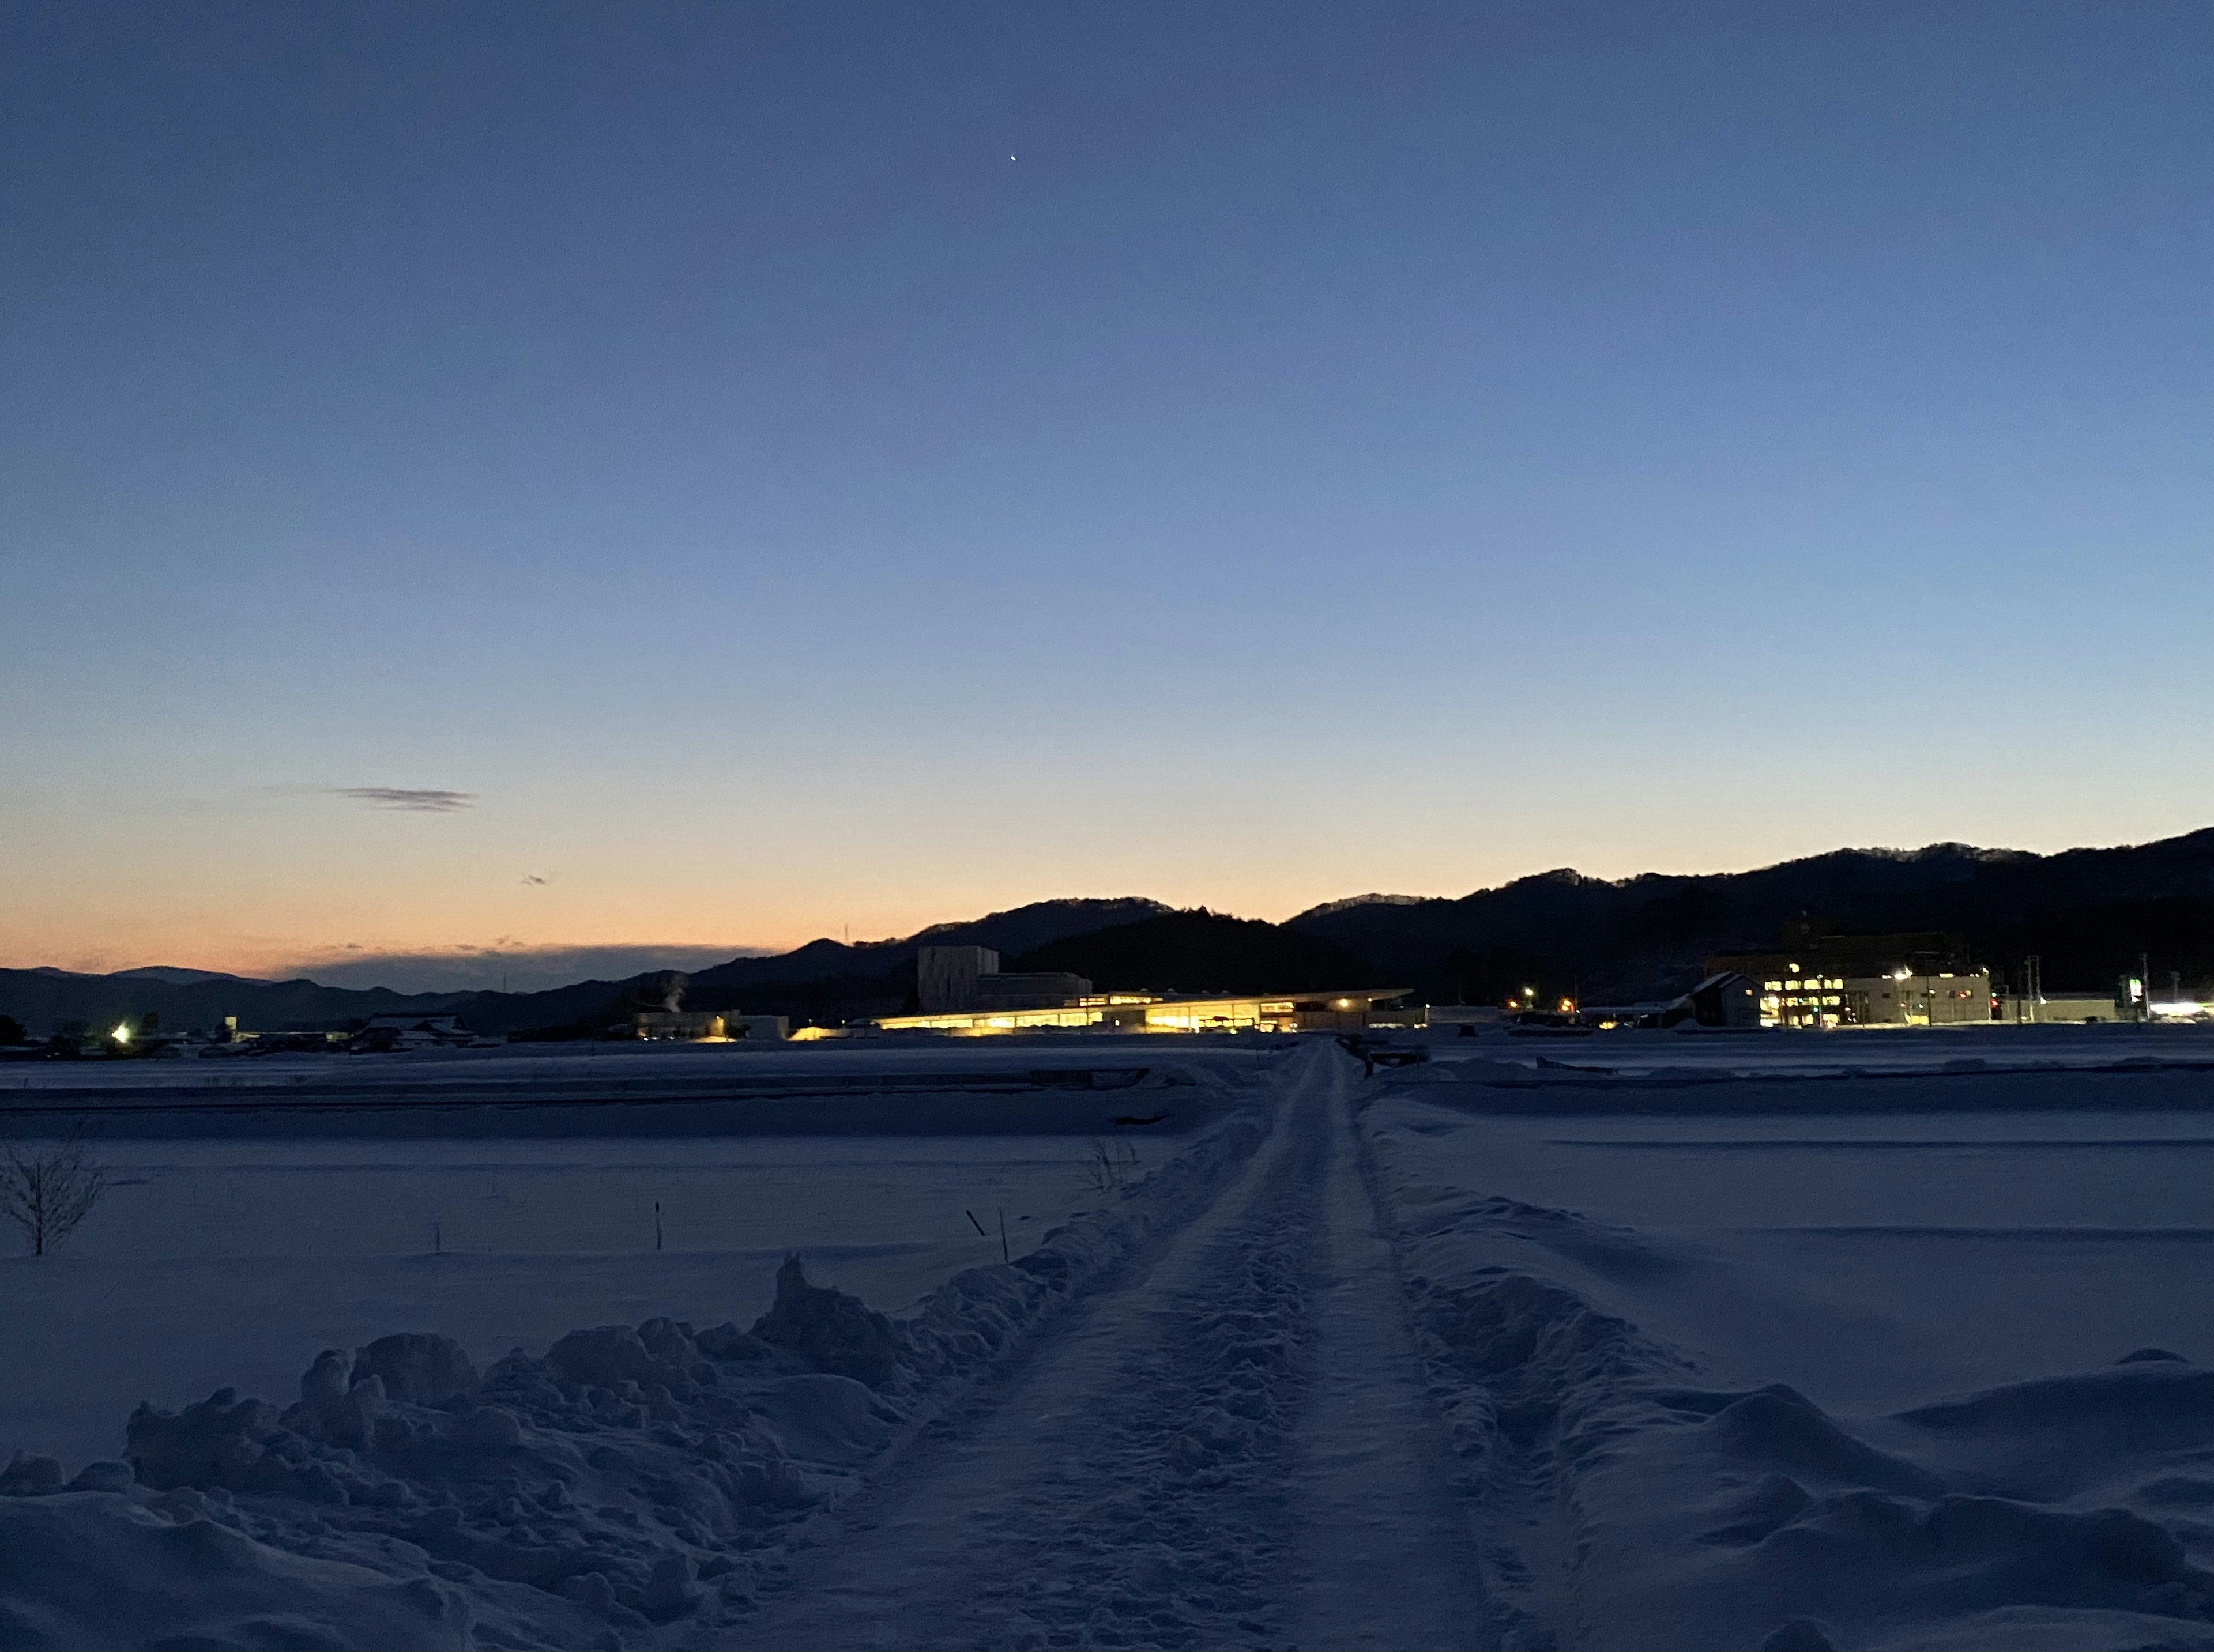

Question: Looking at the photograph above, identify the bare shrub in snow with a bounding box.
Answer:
[1082,1138,1140,1193]
[0,1126,112,1257]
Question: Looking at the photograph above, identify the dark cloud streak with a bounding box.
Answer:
[332,788,476,813]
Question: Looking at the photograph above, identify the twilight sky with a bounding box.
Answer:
[3,1,2210,990]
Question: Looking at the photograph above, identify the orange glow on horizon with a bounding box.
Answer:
[9,808,2211,989]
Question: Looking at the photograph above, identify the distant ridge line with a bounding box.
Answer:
[7,826,2214,1033]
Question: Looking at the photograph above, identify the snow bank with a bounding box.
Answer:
[0,1107,1268,1650]
[1361,1111,2214,1650]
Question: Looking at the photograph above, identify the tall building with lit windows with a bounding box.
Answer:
[1759,966,1846,1028]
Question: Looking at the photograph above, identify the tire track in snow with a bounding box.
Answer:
[723,1047,1335,1650]
[1294,1057,1496,1650]
[724,1046,1496,1651]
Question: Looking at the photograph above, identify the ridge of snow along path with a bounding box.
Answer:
[722,1042,1492,1651]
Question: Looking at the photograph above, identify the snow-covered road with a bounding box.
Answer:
[728,1044,1493,1650]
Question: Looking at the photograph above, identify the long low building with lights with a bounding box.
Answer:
[876,986,1416,1035]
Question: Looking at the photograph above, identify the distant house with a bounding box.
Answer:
[352,1013,476,1051]
[1679,972,1760,1028]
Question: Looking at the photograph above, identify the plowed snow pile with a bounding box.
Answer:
[1362,1055,2214,1651]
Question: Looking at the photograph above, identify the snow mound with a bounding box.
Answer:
[352,1334,480,1406]
[0,1491,480,1651]
[752,1253,899,1386]
[1703,1384,1945,1496]
[748,1374,897,1468]
[1745,1490,2199,1619]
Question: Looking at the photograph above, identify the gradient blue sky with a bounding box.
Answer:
[4,1,2210,987]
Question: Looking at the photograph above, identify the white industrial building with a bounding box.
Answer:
[1755,968,1993,1029]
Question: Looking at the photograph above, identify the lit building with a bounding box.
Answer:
[878,986,1414,1036]
[1750,966,1994,1028]
[1713,927,1992,1029]
[1842,971,1992,1027]
[1757,966,1849,1029]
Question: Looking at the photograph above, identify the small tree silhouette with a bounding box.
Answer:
[0,1127,112,1257]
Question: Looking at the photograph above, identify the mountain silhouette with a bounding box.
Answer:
[7,833,2212,1036]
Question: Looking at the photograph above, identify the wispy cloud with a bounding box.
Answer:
[332,787,476,813]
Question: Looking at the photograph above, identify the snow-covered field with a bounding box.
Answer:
[0,1043,1267,1471]
[1366,1097,2214,1408]
[7,1031,2214,1649]
[5,1137,1135,1472]
[1366,1031,2214,1651]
